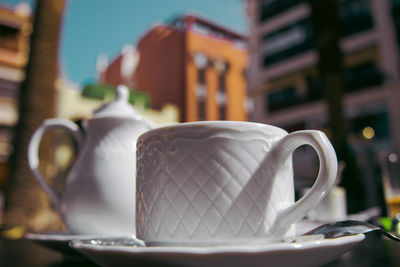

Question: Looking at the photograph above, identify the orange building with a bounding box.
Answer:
[100,15,249,122]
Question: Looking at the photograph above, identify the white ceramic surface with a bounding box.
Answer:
[302,186,347,222]
[136,121,338,245]
[69,234,365,267]
[28,85,152,236]
[24,232,101,259]
[22,220,317,257]
[25,232,99,242]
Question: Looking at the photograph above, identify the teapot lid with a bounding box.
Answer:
[93,85,143,120]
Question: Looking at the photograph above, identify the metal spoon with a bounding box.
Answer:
[294,220,400,243]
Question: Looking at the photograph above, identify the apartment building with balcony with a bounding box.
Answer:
[0,4,31,181]
[246,0,400,205]
[100,15,249,122]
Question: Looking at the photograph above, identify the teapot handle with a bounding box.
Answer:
[269,130,337,238]
[27,118,82,215]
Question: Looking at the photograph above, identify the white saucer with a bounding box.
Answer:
[25,232,99,242]
[69,234,365,267]
[24,232,103,260]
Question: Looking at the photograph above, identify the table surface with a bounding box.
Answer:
[1,232,400,267]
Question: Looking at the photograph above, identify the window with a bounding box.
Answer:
[306,74,323,102]
[392,0,400,47]
[343,61,384,92]
[262,19,314,66]
[194,53,208,121]
[198,68,206,85]
[196,82,206,121]
[198,96,206,121]
[217,73,227,120]
[349,112,390,140]
[0,25,19,51]
[259,0,303,22]
[196,69,206,121]
[340,0,373,37]
[0,126,14,159]
[215,60,228,120]
[266,86,299,112]
[0,79,19,99]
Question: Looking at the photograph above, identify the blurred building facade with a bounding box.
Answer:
[0,3,180,197]
[0,4,31,185]
[100,15,250,122]
[246,0,400,207]
[57,82,179,125]
[247,0,400,149]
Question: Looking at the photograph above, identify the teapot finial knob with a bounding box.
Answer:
[116,85,129,102]
[93,84,146,121]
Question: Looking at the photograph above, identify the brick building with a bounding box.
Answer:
[100,15,250,122]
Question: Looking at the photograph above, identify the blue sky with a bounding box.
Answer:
[2,0,248,87]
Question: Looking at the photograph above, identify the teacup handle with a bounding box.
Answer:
[27,118,82,215]
[269,130,337,237]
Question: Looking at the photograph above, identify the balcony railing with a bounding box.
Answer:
[266,61,384,113]
[259,0,303,22]
[260,0,375,67]
[262,19,313,66]
[344,61,384,92]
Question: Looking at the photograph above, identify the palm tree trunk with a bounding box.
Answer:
[4,0,66,232]
[308,0,366,213]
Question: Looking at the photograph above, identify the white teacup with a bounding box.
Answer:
[136,121,337,246]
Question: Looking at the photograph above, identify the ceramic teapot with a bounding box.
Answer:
[28,85,153,236]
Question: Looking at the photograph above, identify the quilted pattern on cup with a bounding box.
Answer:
[136,135,293,243]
